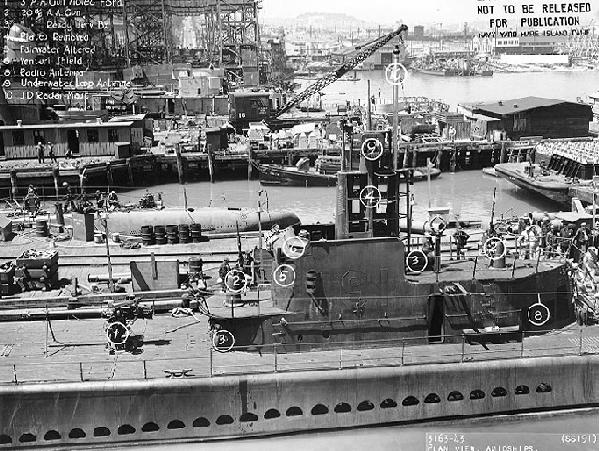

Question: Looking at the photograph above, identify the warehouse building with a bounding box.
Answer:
[460,96,592,141]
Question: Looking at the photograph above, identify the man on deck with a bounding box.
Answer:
[452,226,470,260]
[36,142,45,164]
[47,142,57,164]
[62,182,75,213]
[218,258,231,292]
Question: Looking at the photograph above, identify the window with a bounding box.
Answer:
[108,128,119,142]
[12,130,24,146]
[87,129,99,143]
[33,131,44,144]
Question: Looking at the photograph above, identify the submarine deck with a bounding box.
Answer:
[406,256,565,284]
[0,306,592,385]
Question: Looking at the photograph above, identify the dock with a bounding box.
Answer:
[0,139,536,196]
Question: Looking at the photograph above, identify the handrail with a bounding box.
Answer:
[0,327,593,385]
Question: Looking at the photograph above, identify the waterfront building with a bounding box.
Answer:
[460,97,593,140]
[0,120,143,159]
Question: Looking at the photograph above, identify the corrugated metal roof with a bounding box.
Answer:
[463,96,584,116]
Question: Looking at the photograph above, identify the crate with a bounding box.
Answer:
[0,283,15,295]
[16,250,59,270]
[0,265,15,284]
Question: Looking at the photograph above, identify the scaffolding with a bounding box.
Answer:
[1,0,261,69]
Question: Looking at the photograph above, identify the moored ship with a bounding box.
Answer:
[494,138,599,207]
[0,125,582,449]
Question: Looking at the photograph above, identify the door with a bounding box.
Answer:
[428,294,444,343]
[67,129,80,154]
[0,131,4,156]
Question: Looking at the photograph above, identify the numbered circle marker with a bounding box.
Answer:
[385,62,408,86]
[273,264,296,287]
[528,302,551,327]
[359,185,382,209]
[483,237,507,261]
[429,216,447,235]
[406,249,428,274]
[106,322,130,345]
[224,269,248,294]
[212,329,236,353]
[283,236,309,259]
[361,138,384,161]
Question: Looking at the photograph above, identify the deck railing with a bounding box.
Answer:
[0,327,592,385]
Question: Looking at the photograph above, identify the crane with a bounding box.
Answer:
[272,25,408,119]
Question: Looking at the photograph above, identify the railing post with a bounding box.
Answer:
[79,362,84,382]
[579,327,584,356]
[209,346,213,377]
[339,348,343,370]
[273,343,278,373]
[520,330,525,358]
[401,339,405,366]
[12,364,17,385]
[143,360,147,379]
[461,334,465,363]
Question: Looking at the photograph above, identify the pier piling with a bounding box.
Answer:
[175,145,185,185]
[127,159,135,186]
[207,144,215,183]
[106,163,114,188]
[52,167,59,200]
[9,170,17,199]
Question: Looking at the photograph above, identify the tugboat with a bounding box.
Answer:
[209,131,574,351]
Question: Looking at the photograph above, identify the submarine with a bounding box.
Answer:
[96,207,301,236]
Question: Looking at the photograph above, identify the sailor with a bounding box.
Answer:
[452,226,469,260]
[36,142,45,164]
[189,258,208,291]
[539,216,551,253]
[517,225,540,259]
[422,233,435,270]
[24,185,39,213]
[65,147,73,159]
[47,142,57,164]
[62,182,75,213]
[218,258,231,292]
[107,190,119,209]
[560,224,574,258]
[140,190,155,208]
[573,223,590,262]
[95,190,105,209]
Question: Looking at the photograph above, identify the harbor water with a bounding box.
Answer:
[124,171,558,226]
[308,70,599,109]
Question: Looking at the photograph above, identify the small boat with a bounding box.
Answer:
[254,163,337,187]
[255,158,441,187]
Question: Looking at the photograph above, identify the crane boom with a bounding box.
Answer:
[273,25,408,119]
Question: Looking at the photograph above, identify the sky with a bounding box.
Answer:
[260,0,599,26]
[260,0,479,25]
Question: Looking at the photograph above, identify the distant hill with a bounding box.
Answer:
[264,12,371,31]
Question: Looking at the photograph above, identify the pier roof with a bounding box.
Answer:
[0,121,134,130]
[462,96,585,116]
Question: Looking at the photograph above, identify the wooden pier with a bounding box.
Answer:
[0,140,536,195]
